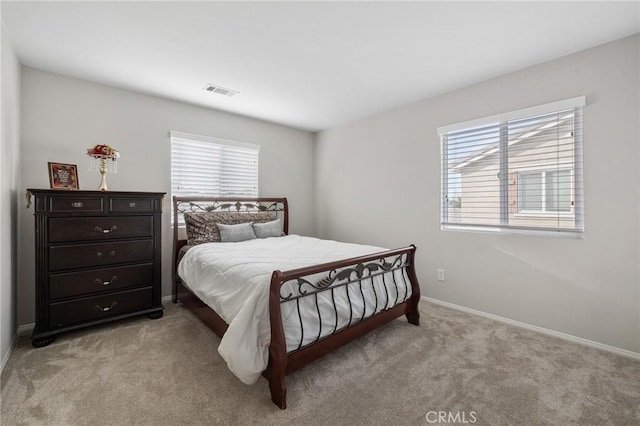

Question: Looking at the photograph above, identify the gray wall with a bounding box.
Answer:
[315,35,640,353]
[1,24,21,367]
[18,67,315,326]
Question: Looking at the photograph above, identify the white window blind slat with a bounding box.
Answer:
[440,99,584,236]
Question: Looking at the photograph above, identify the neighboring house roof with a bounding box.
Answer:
[450,112,574,172]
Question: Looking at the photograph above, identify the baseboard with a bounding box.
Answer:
[421,296,640,361]
[1,322,33,373]
[1,334,17,374]
[17,323,34,337]
[161,295,173,304]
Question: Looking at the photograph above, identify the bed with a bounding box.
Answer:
[172,196,421,409]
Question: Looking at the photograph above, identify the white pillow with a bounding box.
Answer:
[253,219,282,238]
[217,222,257,243]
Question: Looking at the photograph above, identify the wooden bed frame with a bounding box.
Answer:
[172,196,421,409]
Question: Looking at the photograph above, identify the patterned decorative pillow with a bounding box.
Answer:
[217,222,257,242]
[253,219,283,239]
[184,211,276,245]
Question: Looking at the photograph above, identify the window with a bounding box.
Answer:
[170,131,259,222]
[438,97,584,236]
[518,168,572,213]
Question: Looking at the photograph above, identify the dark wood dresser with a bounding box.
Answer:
[28,189,165,347]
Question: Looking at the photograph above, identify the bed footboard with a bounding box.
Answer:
[265,246,420,409]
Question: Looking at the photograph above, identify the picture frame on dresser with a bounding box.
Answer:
[48,162,79,190]
[27,189,165,347]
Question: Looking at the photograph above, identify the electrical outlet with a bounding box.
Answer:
[437,268,446,282]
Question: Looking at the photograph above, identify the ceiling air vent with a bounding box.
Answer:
[203,84,238,97]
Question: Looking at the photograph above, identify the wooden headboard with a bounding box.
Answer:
[172,196,289,300]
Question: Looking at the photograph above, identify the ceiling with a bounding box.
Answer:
[2,1,639,132]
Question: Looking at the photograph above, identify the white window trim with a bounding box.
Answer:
[169,130,260,151]
[442,224,584,239]
[437,96,586,136]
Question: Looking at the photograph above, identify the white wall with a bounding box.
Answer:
[18,68,315,326]
[1,24,21,367]
[315,35,640,353]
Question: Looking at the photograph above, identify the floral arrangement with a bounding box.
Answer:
[87,144,119,182]
[87,144,119,159]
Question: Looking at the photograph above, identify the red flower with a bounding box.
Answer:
[87,144,119,158]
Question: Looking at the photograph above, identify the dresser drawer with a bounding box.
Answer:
[50,197,104,213]
[49,263,153,300]
[109,197,154,213]
[49,216,153,242]
[49,287,152,328]
[49,240,154,271]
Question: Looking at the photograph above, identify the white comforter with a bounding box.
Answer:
[177,234,409,384]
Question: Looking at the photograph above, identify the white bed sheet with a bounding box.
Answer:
[177,234,410,385]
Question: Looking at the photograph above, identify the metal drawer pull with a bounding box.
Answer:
[94,276,118,286]
[71,202,84,208]
[94,225,118,234]
[96,302,118,312]
[129,202,136,208]
[110,251,116,256]
[97,251,103,257]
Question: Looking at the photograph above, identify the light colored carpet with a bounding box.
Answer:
[1,301,638,425]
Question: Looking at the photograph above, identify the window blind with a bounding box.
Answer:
[170,131,259,223]
[438,97,584,236]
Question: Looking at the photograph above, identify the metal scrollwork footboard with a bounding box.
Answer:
[279,253,413,353]
[265,245,420,410]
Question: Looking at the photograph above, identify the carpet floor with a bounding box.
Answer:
[1,301,638,425]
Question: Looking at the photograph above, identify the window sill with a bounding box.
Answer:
[441,224,584,239]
